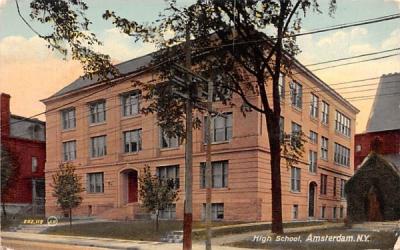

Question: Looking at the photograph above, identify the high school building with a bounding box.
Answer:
[42,53,358,221]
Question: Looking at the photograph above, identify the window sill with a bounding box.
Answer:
[62,128,76,132]
[320,158,328,162]
[86,192,105,195]
[310,116,319,123]
[334,162,350,168]
[122,151,140,156]
[203,140,231,146]
[121,114,141,120]
[321,122,329,128]
[160,146,180,152]
[89,122,107,127]
[290,190,301,194]
[90,156,106,160]
[334,131,351,140]
[200,187,229,191]
[291,105,302,113]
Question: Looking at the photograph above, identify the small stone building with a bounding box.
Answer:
[345,152,400,222]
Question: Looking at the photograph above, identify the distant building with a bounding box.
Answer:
[355,73,400,170]
[0,93,46,214]
[42,52,358,222]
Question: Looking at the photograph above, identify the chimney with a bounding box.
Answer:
[370,136,383,154]
[0,93,11,137]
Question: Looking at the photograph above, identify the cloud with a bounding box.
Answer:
[316,30,348,47]
[0,0,7,8]
[348,43,375,55]
[350,27,368,38]
[381,29,400,49]
[98,28,156,63]
[385,0,400,9]
[0,35,82,119]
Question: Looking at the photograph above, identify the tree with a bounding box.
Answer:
[21,0,337,237]
[0,146,19,217]
[139,165,179,232]
[51,162,84,228]
[103,0,336,234]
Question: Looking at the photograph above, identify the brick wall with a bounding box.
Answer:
[354,129,400,170]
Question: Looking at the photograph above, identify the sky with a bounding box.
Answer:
[0,0,399,133]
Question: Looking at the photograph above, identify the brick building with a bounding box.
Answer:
[42,53,358,222]
[0,93,46,214]
[355,73,400,170]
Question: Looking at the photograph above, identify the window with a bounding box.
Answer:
[279,117,285,143]
[321,101,329,125]
[159,204,176,219]
[290,81,302,109]
[291,167,301,192]
[202,203,224,220]
[200,161,228,188]
[123,129,142,153]
[321,206,326,219]
[310,93,319,118]
[121,91,140,117]
[309,130,318,144]
[356,145,362,152]
[333,177,337,197]
[321,136,328,160]
[157,165,180,189]
[160,128,179,149]
[278,74,285,99]
[320,174,327,195]
[333,207,337,219]
[87,172,104,193]
[340,179,346,198]
[309,150,317,173]
[32,157,38,173]
[334,143,350,167]
[291,122,302,147]
[61,108,76,130]
[214,77,233,101]
[89,100,106,124]
[205,113,232,142]
[91,135,107,158]
[335,111,351,137]
[63,140,77,161]
[292,205,299,220]
[340,206,344,218]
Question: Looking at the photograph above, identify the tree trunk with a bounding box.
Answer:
[69,208,72,230]
[266,114,283,234]
[155,210,159,232]
[2,202,7,217]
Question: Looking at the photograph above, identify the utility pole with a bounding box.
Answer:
[205,74,214,250]
[183,24,193,250]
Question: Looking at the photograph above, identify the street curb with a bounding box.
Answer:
[1,232,172,250]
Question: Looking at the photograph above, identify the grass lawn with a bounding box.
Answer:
[42,220,243,242]
[227,228,398,250]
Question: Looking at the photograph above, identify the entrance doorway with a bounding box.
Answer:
[308,182,317,217]
[121,169,138,205]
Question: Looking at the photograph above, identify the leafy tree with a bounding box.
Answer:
[104,0,336,233]
[21,0,337,235]
[139,165,179,231]
[0,146,19,217]
[51,162,84,228]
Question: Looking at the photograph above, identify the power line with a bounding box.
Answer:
[305,48,400,67]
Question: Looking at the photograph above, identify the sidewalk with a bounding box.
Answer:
[0,232,249,250]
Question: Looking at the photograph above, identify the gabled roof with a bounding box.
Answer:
[366,72,400,132]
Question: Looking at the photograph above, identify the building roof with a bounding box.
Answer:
[50,53,153,98]
[366,72,400,132]
[45,47,359,113]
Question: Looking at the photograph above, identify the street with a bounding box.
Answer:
[1,239,110,250]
